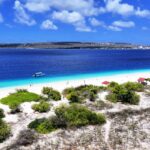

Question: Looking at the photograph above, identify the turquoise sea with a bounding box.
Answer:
[0,49,150,87]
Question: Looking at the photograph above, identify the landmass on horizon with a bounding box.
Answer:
[0,42,150,49]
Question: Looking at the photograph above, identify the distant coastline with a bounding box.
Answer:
[0,42,150,50]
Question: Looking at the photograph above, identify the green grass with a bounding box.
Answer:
[0,91,40,109]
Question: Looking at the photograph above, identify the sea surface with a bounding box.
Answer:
[0,48,150,87]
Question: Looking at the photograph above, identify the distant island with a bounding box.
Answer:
[0,42,150,49]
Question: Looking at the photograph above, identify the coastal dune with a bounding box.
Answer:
[0,71,150,150]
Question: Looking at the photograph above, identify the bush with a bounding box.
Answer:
[66,92,81,103]
[0,120,11,143]
[0,109,5,119]
[63,85,103,102]
[88,91,98,101]
[1,91,40,109]
[32,101,50,113]
[62,87,75,96]
[106,83,140,105]
[107,82,119,89]
[42,87,61,101]
[28,118,56,134]
[123,82,144,92]
[28,104,106,134]
[9,103,21,114]
[106,93,118,103]
[55,104,106,128]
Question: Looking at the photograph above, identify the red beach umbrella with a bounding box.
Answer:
[102,81,110,85]
[138,77,145,82]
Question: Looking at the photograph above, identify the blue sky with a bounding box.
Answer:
[0,0,150,44]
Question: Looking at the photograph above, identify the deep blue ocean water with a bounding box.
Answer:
[0,48,150,87]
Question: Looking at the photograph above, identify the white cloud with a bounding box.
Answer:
[12,0,150,32]
[25,0,99,16]
[108,25,122,31]
[104,0,134,16]
[112,20,135,28]
[52,10,84,23]
[52,10,92,32]
[0,0,5,23]
[75,21,92,32]
[103,0,150,18]
[107,20,135,32]
[14,0,36,26]
[0,13,3,23]
[41,20,58,30]
[89,18,104,27]
[135,8,150,18]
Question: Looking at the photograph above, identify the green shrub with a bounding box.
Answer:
[9,103,21,114]
[28,118,56,134]
[63,85,103,102]
[88,91,98,101]
[1,91,40,109]
[62,87,75,96]
[55,104,106,127]
[123,82,144,92]
[106,83,140,105]
[42,87,61,101]
[108,82,119,89]
[66,92,81,103]
[0,120,11,143]
[0,109,5,119]
[28,104,106,134]
[32,101,50,113]
[106,93,118,103]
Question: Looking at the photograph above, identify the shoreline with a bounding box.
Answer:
[0,68,150,88]
[0,71,150,99]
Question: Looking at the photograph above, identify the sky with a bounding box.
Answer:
[0,0,150,44]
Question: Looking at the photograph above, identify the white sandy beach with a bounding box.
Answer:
[0,71,150,98]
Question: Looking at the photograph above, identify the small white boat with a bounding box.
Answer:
[32,72,45,77]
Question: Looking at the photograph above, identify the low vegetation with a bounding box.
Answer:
[42,87,61,101]
[28,104,106,134]
[55,104,106,128]
[63,85,105,103]
[0,108,11,143]
[28,118,56,134]
[0,120,11,143]
[106,82,141,105]
[122,82,144,92]
[0,90,40,109]
[0,108,5,119]
[32,101,51,113]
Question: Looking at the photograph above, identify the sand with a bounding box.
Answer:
[0,71,150,99]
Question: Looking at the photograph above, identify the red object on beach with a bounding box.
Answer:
[138,78,145,82]
[102,81,110,85]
